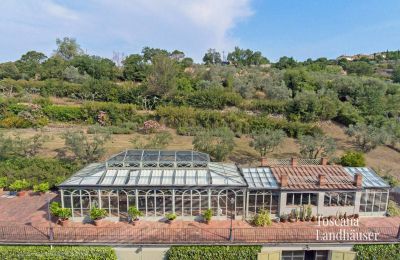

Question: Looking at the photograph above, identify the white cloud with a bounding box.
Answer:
[0,0,253,62]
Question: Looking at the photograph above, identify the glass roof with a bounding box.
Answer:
[59,161,247,188]
[106,150,209,168]
[344,167,390,188]
[241,167,279,189]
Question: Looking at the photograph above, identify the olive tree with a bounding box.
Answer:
[297,133,336,159]
[250,129,286,157]
[193,127,235,161]
[62,131,110,163]
[345,123,387,152]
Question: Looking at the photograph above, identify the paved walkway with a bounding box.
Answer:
[0,192,399,244]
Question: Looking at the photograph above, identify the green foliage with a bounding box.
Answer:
[0,157,78,189]
[166,213,177,221]
[387,200,400,217]
[0,176,7,188]
[392,65,400,83]
[81,101,140,125]
[127,206,143,220]
[274,56,298,69]
[9,179,30,191]
[298,133,336,159]
[131,132,172,149]
[123,54,148,81]
[252,209,272,227]
[284,69,314,97]
[340,151,366,167]
[343,61,373,76]
[71,55,117,80]
[62,130,110,163]
[146,54,178,96]
[0,246,116,260]
[43,105,82,122]
[353,244,400,260]
[227,46,269,66]
[250,129,286,156]
[55,37,83,60]
[193,127,235,161]
[167,246,262,260]
[50,202,72,220]
[0,62,21,80]
[345,123,387,152]
[203,209,213,222]
[16,51,47,79]
[382,175,400,188]
[203,49,222,65]
[0,133,49,158]
[187,88,242,109]
[33,182,49,193]
[90,207,108,220]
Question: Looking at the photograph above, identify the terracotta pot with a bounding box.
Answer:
[58,219,69,226]
[17,191,26,197]
[94,219,104,226]
[289,218,296,223]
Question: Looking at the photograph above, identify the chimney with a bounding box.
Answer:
[260,157,268,167]
[319,173,326,187]
[321,157,328,166]
[280,174,288,188]
[291,158,298,167]
[354,173,363,188]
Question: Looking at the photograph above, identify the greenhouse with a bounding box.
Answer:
[59,149,391,221]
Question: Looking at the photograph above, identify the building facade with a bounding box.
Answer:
[59,150,390,221]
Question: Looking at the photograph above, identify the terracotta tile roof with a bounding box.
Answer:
[271,165,357,190]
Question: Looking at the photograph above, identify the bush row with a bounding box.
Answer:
[157,106,320,137]
[0,246,117,260]
[166,246,261,260]
[353,244,400,260]
[0,157,79,188]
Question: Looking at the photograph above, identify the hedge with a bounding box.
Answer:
[353,244,400,260]
[0,246,117,260]
[43,105,83,122]
[156,105,320,137]
[166,246,261,260]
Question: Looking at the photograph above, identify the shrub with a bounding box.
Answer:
[90,207,108,220]
[387,200,400,217]
[167,246,262,260]
[166,213,177,221]
[252,209,272,227]
[0,157,79,189]
[33,182,49,193]
[203,209,212,222]
[127,206,143,220]
[81,101,140,125]
[340,151,366,167]
[43,105,82,122]
[0,246,117,260]
[50,202,72,220]
[193,127,235,161]
[9,179,30,191]
[353,244,400,260]
[0,176,7,189]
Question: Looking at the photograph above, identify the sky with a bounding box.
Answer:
[1,0,400,63]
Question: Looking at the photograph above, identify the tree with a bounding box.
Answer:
[193,127,235,161]
[0,62,20,80]
[343,61,373,76]
[340,151,366,167]
[146,54,178,96]
[62,131,110,163]
[203,49,222,65]
[122,54,148,81]
[283,69,313,97]
[250,129,286,156]
[142,47,169,62]
[0,133,49,158]
[392,66,400,83]
[16,51,47,78]
[55,37,83,60]
[345,123,388,152]
[227,47,269,66]
[71,55,117,80]
[40,56,67,79]
[62,66,88,83]
[297,133,336,159]
[274,56,297,69]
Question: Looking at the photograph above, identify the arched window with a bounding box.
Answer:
[175,190,184,216]
[71,190,81,218]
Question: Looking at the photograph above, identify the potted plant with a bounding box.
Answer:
[9,179,30,197]
[353,213,359,219]
[311,215,317,222]
[306,205,312,221]
[252,209,272,227]
[0,177,7,193]
[203,209,212,224]
[127,206,143,225]
[90,206,108,226]
[33,182,50,194]
[289,211,297,223]
[50,202,72,226]
[165,213,177,224]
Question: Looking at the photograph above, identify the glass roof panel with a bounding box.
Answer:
[241,167,279,189]
[137,170,151,185]
[344,167,389,188]
[150,170,162,185]
[162,170,174,185]
[127,170,139,185]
